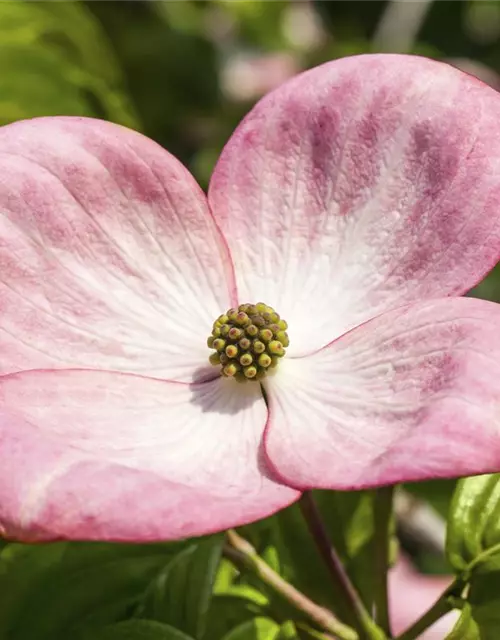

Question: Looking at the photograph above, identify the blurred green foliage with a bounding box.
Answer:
[0,1,138,126]
[3,0,500,200]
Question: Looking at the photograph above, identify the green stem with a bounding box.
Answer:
[224,529,359,640]
[373,486,394,635]
[466,540,500,572]
[299,493,385,640]
[394,578,463,640]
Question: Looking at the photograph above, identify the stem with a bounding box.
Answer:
[298,493,384,640]
[225,529,358,640]
[373,486,394,635]
[466,540,500,572]
[372,0,433,52]
[395,578,463,640]
[394,490,446,556]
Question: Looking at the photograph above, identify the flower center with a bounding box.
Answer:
[207,302,289,382]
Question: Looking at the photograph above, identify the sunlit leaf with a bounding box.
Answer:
[221,617,280,640]
[0,0,138,127]
[214,557,239,593]
[205,584,270,639]
[445,604,480,639]
[276,621,300,640]
[446,474,500,572]
[446,474,500,638]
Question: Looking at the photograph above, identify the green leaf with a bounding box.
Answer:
[0,1,138,126]
[215,0,289,50]
[446,604,480,639]
[471,263,500,303]
[205,585,269,639]
[205,594,264,640]
[214,557,239,593]
[467,568,500,639]
[221,618,280,640]
[276,622,300,640]
[87,620,195,640]
[138,535,223,638]
[446,474,500,638]
[0,540,186,640]
[446,474,500,572]
[88,0,218,168]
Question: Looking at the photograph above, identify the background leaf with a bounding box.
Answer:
[0,540,187,640]
[220,617,280,640]
[137,535,223,638]
[446,474,500,638]
[0,0,138,127]
[205,584,270,639]
[88,0,217,164]
[86,620,195,640]
[445,604,480,639]
[446,474,500,572]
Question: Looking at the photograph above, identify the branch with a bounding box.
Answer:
[224,529,358,640]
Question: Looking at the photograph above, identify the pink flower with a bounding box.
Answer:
[221,52,300,102]
[389,555,458,637]
[2,54,500,542]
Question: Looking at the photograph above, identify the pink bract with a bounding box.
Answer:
[389,555,458,637]
[2,54,500,541]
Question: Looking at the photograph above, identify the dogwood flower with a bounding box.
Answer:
[389,555,458,637]
[2,54,500,542]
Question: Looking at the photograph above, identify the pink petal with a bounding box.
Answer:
[263,298,500,490]
[389,555,458,637]
[209,54,500,356]
[0,370,298,541]
[0,117,236,381]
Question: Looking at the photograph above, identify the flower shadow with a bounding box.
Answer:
[188,366,285,486]
[188,365,263,415]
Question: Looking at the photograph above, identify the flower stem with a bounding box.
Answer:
[298,492,385,640]
[372,0,433,52]
[373,486,394,635]
[224,529,358,640]
[394,578,462,640]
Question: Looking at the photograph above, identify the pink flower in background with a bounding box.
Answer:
[389,555,458,638]
[221,52,300,102]
[3,54,500,541]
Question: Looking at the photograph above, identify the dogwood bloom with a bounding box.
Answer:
[389,555,458,637]
[3,54,500,542]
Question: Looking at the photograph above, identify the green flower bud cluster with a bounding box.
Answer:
[207,302,289,382]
